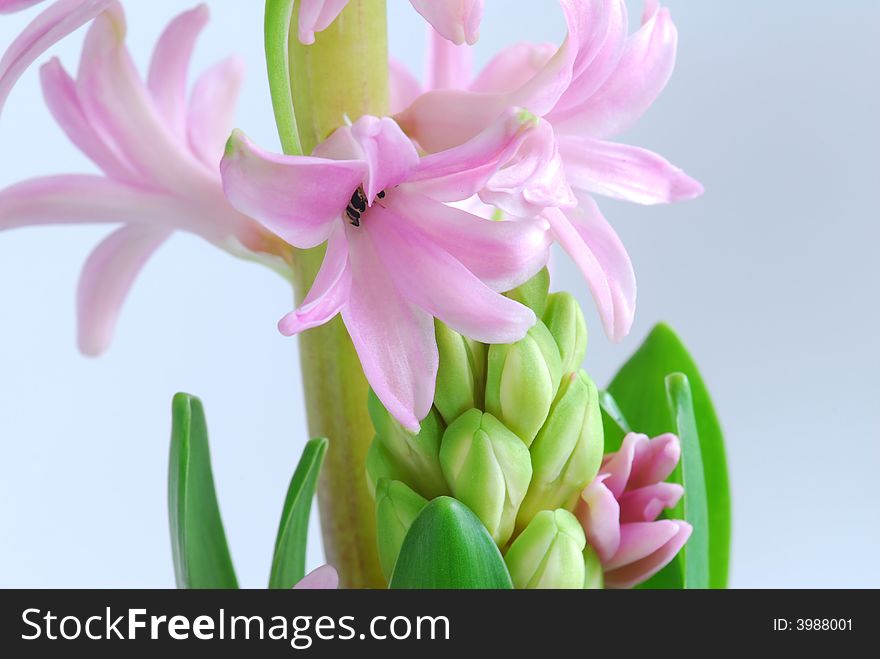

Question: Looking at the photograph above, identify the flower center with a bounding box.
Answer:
[346,186,386,227]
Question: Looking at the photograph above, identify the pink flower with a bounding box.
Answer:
[221,111,552,431]
[0,4,287,356]
[0,0,115,115]
[395,0,704,341]
[293,564,339,589]
[298,0,482,45]
[575,432,692,589]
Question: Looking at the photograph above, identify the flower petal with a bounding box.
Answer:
[349,116,419,202]
[220,130,365,249]
[560,135,703,205]
[629,432,681,488]
[0,0,45,13]
[604,521,691,588]
[604,519,680,571]
[469,42,555,95]
[342,221,438,432]
[388,189,550,293]
[426,25,472,90]
[297,0,349,45]
[368,201,536,344]
[409,0,482,46]
[576,475,621,564]
[293,564,339,589]
[187,55,246,169]
[77,224,170,356]
[598,432,643,498]
[553,5,678,140]
[389,57,422,115]
[0,0,114,114]
[146,4,209,140]
[618,482,683,523]
[278,223,351,335]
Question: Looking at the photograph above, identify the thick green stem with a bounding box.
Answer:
[287,0,389,588]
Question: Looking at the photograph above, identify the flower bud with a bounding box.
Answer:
[543,292,587,374]
[434,321,486,425]
[485,321,562,446]
[583,546,604,589]
[374,479,428,581]
[504,267,550,317]
[504,509,586,589]
[368,390,448,499]
[517,371,604,529]
[439,409,532,546]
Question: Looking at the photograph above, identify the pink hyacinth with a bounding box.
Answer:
[0,0,115,114]
[0,4,288,355]
[293,564,339,589]
[576,432,692,589]
[395,0,704,342]
[221,111,552,431]
[298,0,482,45]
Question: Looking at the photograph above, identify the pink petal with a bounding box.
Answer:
[598,432,643,498]
[0,0,44,13]
[0,0,114,114]
[368,201,536,344]
[349,116,419,202]
[629,432,681,488]
[187,56,246,169]
[426,25,472,90]
[409,0,482,46]
[146,4,209,140]
[39,57,136,183]
[554,5,678,140]
[293,564,339,590]
[297,0,349,45]
[604,519,680,571]
[560,136,703,205]
[545,199,636,342]
[469,42,555,94]
[387,189,551,293]
[342,221,438,433]
[278,223,351,335]
[77,224,170,356]
[618,482,683,523]
[604,521,691,588]
[389,58,422,115]
[576,476,621,564]
[220,130,365,249]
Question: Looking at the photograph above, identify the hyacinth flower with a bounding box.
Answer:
[395,0,704,341]
[0,0,117,114]
[221,111,553,431]
[576,432,692,588]
[298,0,483,45]
[0,4,289,355]
[292,564,339,590]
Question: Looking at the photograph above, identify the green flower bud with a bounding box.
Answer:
[504,267,550,317]
[504,509,586,589]
[583,545,604,589]
[439,409,533,546]
[485,321,563,446]
[434,321,486,425]
[374,479,428,581]
[517,371,604,529]
[368,390,448,499]
[543,292,587,374]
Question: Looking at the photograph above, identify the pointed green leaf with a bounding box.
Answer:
[269,437,328,589]
[390,497,513,589]
[608,323,730,588]
[666,374,710,589]
[598,389,631,453]
[168,394,238,589]
[265,0,303,155]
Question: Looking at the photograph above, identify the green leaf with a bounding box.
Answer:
[666,374,710,589]
[390,497,513,589]
[269,438,328,589]
[168,394,238,589]
[265,0,303,155]
[598,389,631,454]
[608,323,731,588]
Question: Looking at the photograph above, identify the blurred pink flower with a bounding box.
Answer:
[221,111,552,431]
[0,4,287,355]
[396,0,703,341]
[298,0,482,45]
[0,0,115,114]
[293,564,339,589]
[576,432,692,589]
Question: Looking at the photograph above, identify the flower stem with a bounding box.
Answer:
[285,0,389,588]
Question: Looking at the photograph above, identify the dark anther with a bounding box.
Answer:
[377,190,386,200]
[345,187,386,227]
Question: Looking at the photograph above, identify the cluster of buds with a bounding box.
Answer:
[367,271,609,588]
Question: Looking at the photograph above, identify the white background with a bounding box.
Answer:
[1,1,878,587]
